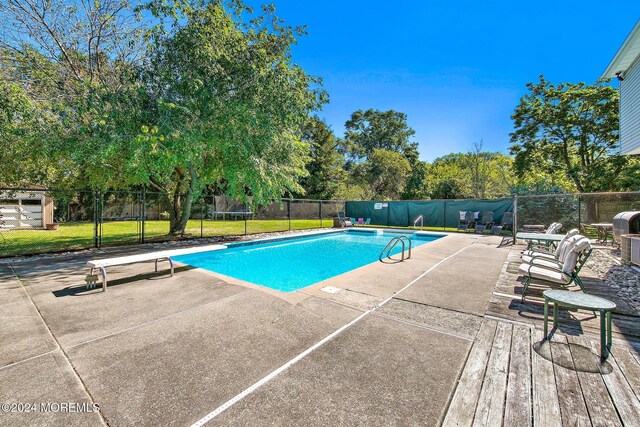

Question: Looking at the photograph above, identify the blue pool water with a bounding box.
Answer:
[173,230,443,292]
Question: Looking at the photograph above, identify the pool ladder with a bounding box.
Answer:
[379,236,412,262]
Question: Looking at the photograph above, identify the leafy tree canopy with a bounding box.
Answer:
[297,117,345,200]
[430,178,465,200]
[351,148,411,200]
[510,75,640,193]
[0,0,326,234]
[426,146,513,200]
[344,109,418,164]
[401,160,430,200]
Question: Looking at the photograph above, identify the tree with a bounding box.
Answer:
[125,2,325,233]
[1,1,326,234]
[401,160,430,200]
[0,0,145,187]
[344,109,418,163]
[468,140,493,199]
[297,117,345,200]
[430,178,465,200]
[353,149,411,200]
[510,75,640,193]
[425,148,513,200]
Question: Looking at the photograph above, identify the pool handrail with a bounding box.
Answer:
[379,236,412,262]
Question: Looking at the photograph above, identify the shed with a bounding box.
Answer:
[601,19,640,155]
[0,188,54,229]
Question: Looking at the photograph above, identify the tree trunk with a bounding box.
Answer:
[162,191,194,235]
[172,190,194,234]
[583,197,598,223]
[154,166,199,236]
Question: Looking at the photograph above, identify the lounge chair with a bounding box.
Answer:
[494,212,514,245]
[457,211,474,232]
[521,229,580,262]
[356,218,364,226]
[500,212,514,231]
[474,211,494,234]
[521,232,583,272]
[337,212,353,227]
[546,222,563,234]
[364,218,371,226]
[524,222,563,249]
[518,237,592,301]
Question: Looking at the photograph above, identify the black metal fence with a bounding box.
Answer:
[2,187,639,258]
[514,191,640,233]
[0,188,345,257]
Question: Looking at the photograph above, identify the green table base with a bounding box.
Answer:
[542,290,616,361]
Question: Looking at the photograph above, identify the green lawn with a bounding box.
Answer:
[0,219,331,257]
[0,220,496,257]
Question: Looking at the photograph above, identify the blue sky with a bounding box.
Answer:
[247,1,640,162]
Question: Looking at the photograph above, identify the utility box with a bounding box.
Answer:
[620,234,640,266]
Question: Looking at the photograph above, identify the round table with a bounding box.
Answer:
[543,290,616,360]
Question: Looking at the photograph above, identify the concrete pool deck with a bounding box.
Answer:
[1,231,638,425]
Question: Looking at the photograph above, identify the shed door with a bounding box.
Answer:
[0,198,43,228]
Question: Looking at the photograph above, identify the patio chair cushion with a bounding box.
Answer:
[546,223,562,234]
[521,230,581,261]
[526,257,563,270]
[562,238,590,274]
[459,211,466,221]
[521,253,556,264]
[555,233,585,261]
[518,263,572,284]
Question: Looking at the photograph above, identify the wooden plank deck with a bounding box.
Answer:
[488,244,640,351]
[443,318,640,426]
[443,244,640,426]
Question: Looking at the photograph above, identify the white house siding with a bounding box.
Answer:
[620,56,640,155]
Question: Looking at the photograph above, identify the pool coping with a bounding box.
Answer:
[172,227,451,303]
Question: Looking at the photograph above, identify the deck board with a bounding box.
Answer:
[567,335,622,427]
[550,335,591,426]
[504,323,532,427]
[611,346,640,401]
[472,322,512,427]
[589,340,640,426]
[442,320,497,427]
[531,328,563,427]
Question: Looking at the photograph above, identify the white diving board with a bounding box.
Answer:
[86,244,227,292]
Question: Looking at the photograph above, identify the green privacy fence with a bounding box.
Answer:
[345,198,514,228]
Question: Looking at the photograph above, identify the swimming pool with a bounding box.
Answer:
[173,230,444,292]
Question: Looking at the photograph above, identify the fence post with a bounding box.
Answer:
[200,197,204,239]
[141,189,146,244]
[513,194,518,240]
[288,199,292,231]
[386,202,390,227]
[93,190,99,248]
[319,201,323,228]
[577,195,582,230]
[244,202,248,235]
[443,201,447,231]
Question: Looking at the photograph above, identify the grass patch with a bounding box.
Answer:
[0,219,331,257]
[0,220,501,257]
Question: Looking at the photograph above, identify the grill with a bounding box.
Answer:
[612,211,640,242]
